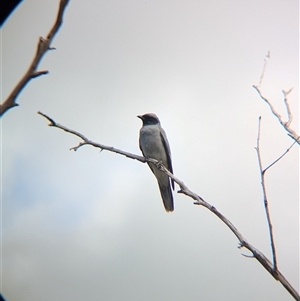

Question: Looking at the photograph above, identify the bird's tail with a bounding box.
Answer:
[158,182,174,212]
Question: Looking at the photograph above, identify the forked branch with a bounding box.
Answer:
[255,117,278,272]
[0,0,70,116]
[253,52,299,143]
[255,116,298,284]
[38,111,300,301]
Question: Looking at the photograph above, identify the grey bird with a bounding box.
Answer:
[137,113,175,212]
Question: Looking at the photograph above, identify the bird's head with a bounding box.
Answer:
[137,113,160,126]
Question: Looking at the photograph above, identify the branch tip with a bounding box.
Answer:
[38,111,56,126]
[241,253,254,258]
[31,70,49,79]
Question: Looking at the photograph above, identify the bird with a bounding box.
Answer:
[137,113,175,212]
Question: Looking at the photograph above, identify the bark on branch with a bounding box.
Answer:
[38,111,300,301]
[0,0,70,116]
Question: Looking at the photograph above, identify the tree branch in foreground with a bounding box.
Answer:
[0,0,70,117]
[38,111,300,301]
[253,52,299,143]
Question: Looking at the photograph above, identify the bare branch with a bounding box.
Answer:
[38,111,300,301]
[253,53,299,143]
[37,111,147,163]
[254,117,278,273]
[0,0,70,117]
[283,88,294,127]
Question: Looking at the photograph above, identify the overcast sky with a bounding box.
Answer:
[1,0,299,300]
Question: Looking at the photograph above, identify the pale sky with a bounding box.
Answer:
[1,0,299,300]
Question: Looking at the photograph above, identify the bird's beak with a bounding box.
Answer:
[137,115,143,120]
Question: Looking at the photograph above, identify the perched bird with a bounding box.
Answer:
[138,113,175,212]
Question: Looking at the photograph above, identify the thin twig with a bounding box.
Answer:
[254,117,278,273]
[264,139,299,173]
[38,111,300,301]
[257,51,270,88]
[0,0,70,116]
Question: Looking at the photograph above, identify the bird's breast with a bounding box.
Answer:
[139,125,167,163]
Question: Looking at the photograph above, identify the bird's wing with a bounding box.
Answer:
[160,127,175,190]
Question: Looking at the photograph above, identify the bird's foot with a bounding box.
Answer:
[156,160,164,171]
